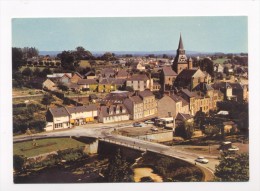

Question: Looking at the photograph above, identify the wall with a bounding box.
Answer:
[133,130,173,143]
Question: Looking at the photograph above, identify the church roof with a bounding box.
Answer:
[178,34,184,49]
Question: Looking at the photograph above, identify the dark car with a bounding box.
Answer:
[133,122,142,127]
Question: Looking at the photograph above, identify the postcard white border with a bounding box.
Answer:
[1,0,260,191]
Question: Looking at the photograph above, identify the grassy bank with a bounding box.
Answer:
[14,137,86,157]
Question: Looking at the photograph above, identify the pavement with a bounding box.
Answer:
[13,123,216,181]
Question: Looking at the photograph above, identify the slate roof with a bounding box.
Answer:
[177,69,198,79]
[127,74,149,81]
[66,83,80,89]
[139,90,154,98]
[66,105,97,114]
[229,83,244,90]
[212,82,232,90]
[100,104,129,117]
[49,107,69,117]
[129,96,143,104]
[175,113,193,121]
[162,66,177,76]
[181,88,197,98]
[192,83,214,92]
[77,79,98,85]
[116,69,129,78]
[99,78,126,85]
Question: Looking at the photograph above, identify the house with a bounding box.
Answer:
[45,107,70,131]
[77,79,98,92]
[59,73,72,85]
[126,74,153,91]
[161,66,178,91]
[116,69,129,79]
[66,82,81,92]
[229,82,247,102]
[98,78,126,93]
[192,82,224,110]
[152,82,161,91]
[139,90,157,117]
[212,82,233,100]
[84,71,97,79]
[100,68,116,78]
[66,105,98,125]
[98,104,130,123]
[179,89,209,115]
[136,62,146,71]
[158,94,190,118]
[103,91,133,104]
[45,105,98,131]
[123,95,144,120]
[175,113,194,127]
[223,121,238,134]
[70,72,83,83]
[42,79,57,91]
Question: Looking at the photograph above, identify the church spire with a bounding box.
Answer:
[178,33,184,49]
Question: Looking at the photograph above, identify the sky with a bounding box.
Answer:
[12,17,248,53]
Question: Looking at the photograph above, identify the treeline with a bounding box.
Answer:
[13,103,46,134]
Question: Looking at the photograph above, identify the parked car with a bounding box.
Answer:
[144,120,154,124]
[151,127,158,131]
[228,146,239,152]
[195,156,209,164]
[133,122,142,127]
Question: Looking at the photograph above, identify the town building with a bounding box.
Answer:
[161,66,178,91]
[139,90,157,117]
[77,79,98,92]
[45,105,98,131]
[42,79,57,91]
[126,74,153,91]
[98,104,130,123]
[70,72,83,83]
[158,94,189,118]
[123,95,144,120]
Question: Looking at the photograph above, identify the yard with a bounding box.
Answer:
[212,57,229,65]
[13,137,86,157]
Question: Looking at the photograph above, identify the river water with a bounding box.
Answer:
[133,168,163,182]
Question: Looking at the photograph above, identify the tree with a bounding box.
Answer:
[104,149,133,182]
[197,58,214,76]
[74,46,94,60]
[13,155,26,172]
[22,47,39,58]
[203,125,220,137]
[41,94,54,109]
[57,51,75,71]
[215,153,249,181]
[101,52,116,61]
[33,67,41,76]
[175,122,194,139]
[12,47,25,71]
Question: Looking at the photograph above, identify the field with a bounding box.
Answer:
[212,57,229,65]
[13,137,86,157]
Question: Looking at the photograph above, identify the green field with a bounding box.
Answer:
[212,58,229,65]
[14,137,86,157]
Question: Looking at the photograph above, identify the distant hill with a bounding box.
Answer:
[39,50,225,57]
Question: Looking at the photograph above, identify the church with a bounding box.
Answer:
[172,34,211,90]
[172,34,193,74]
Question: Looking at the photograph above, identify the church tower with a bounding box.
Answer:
[172,34,189,74]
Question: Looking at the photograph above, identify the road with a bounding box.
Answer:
[13,123,217,181]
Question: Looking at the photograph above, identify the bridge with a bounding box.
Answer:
[13,125,216,181]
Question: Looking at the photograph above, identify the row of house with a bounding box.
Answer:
[46,89,158,130]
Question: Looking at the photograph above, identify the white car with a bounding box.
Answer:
[145,120,154,124]
[228,146,239,151]
[151,127,158,131]
[195,156,209,164]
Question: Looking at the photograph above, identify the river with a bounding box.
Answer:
[133,168,163,182]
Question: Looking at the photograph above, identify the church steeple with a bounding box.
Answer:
[173,33,188,74]
[178,33,184,49]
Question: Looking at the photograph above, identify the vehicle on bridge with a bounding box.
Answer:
[195,156,209,164]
